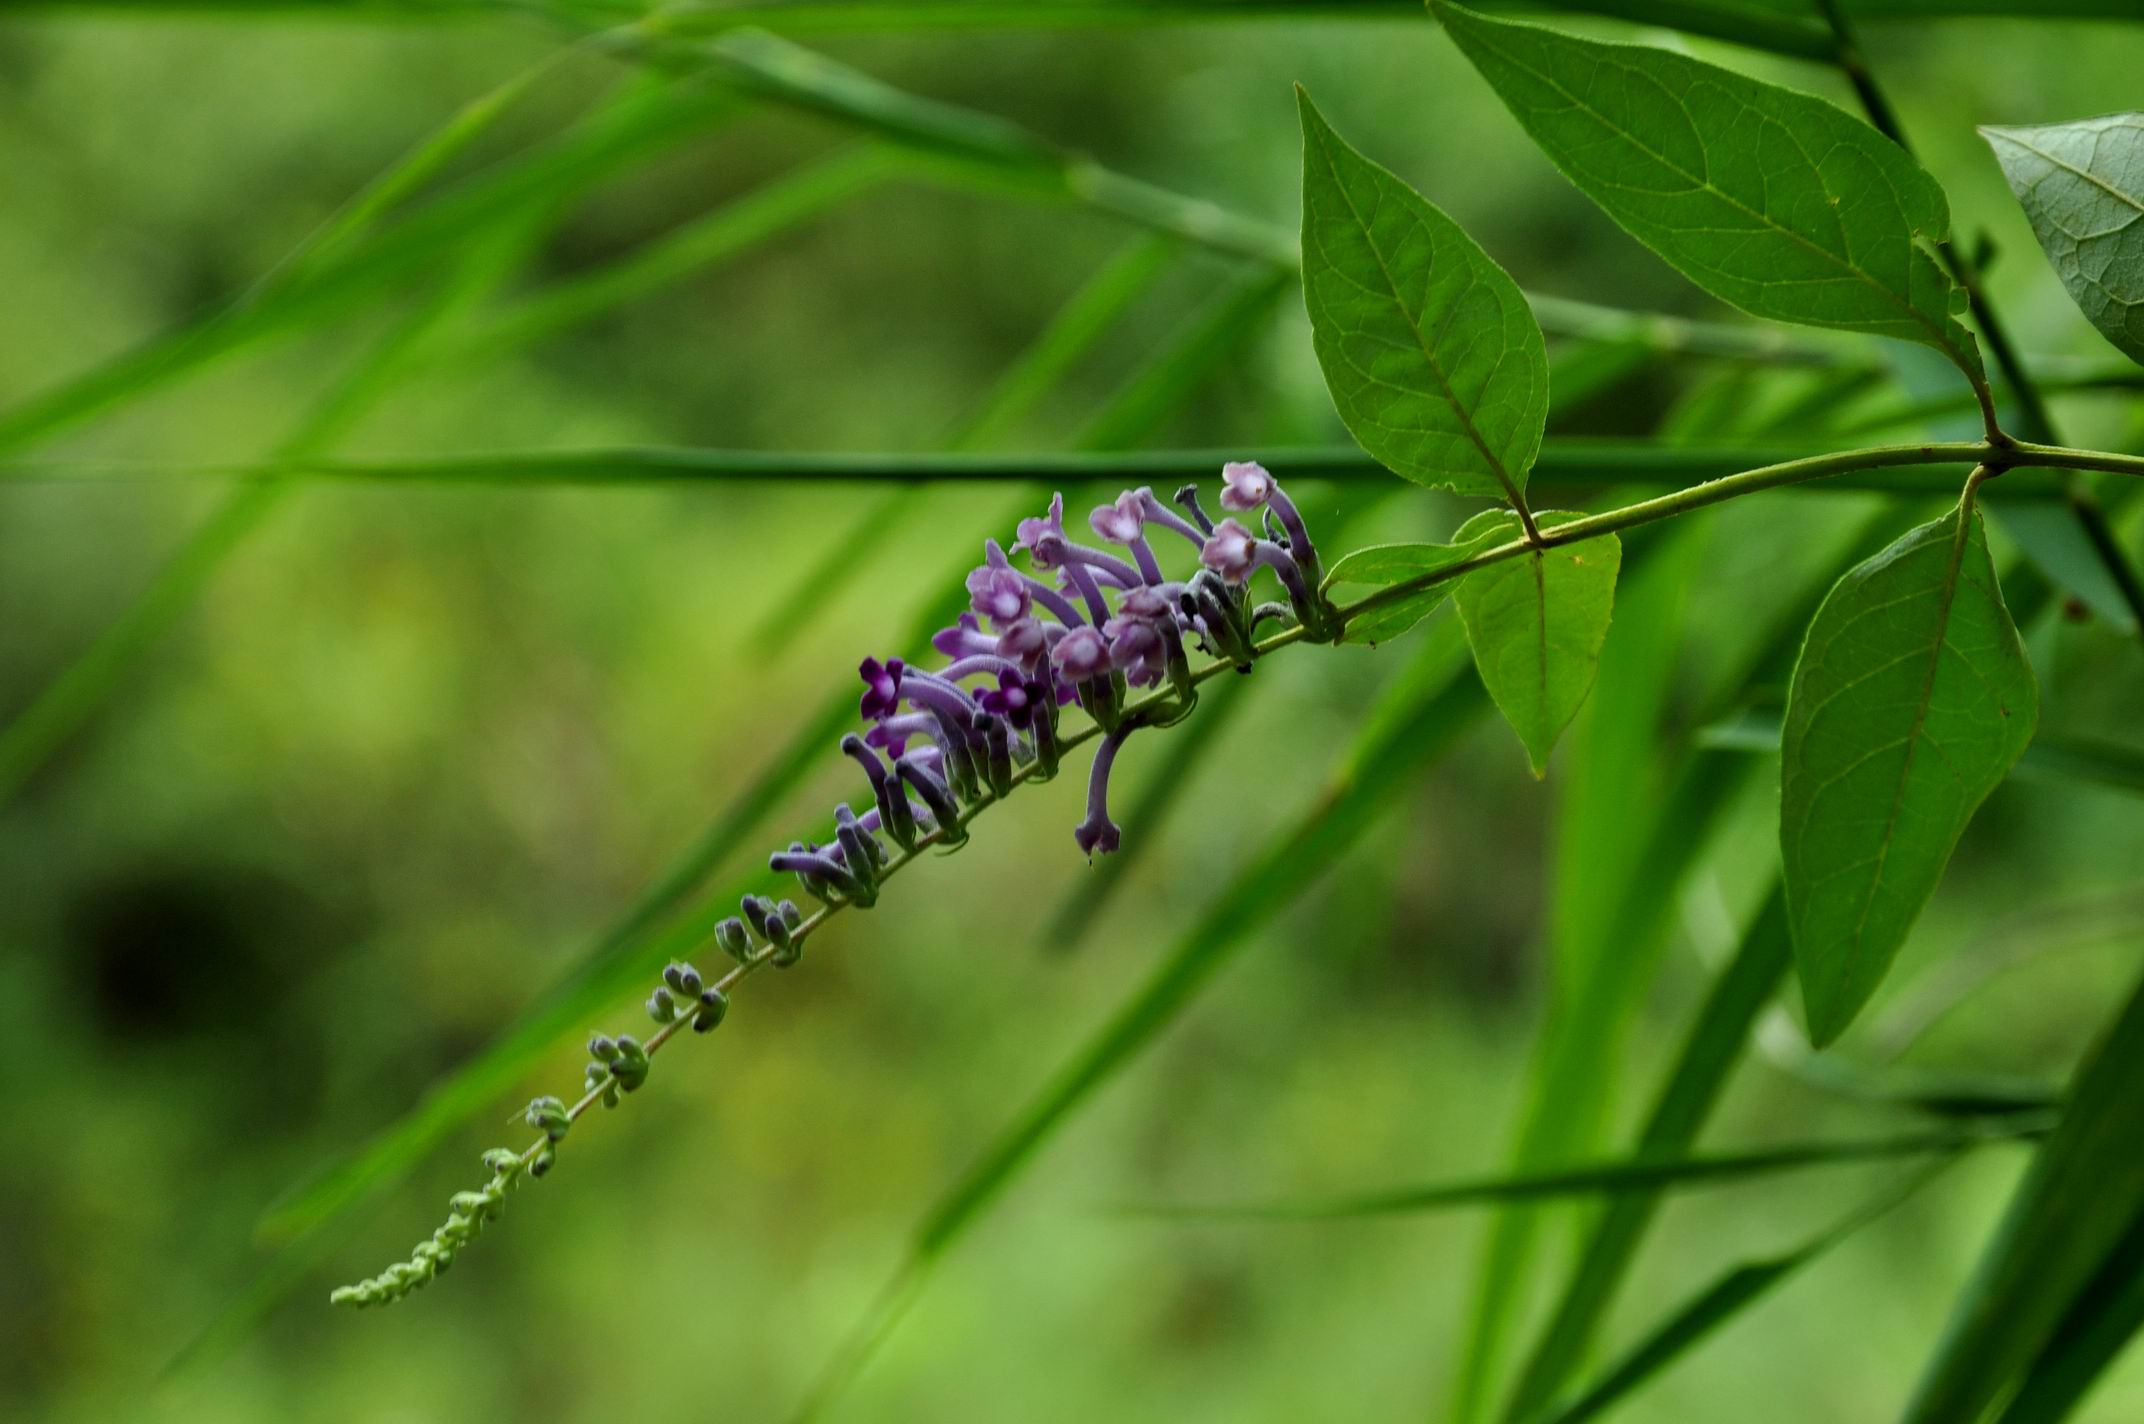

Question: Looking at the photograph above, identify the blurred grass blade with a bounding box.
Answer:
[747,232,1181,655]
[1695,712,2144,800]
[1453,521,1712,1422]
[1523,1158,1961,1424]
[1134,1122,2041,1220]
[793,622,1487,1422]
[1902,963,2144,1424]
[0,74,736,457]
[1504,882,1789,1417]
[1073,268,1289,450]
[0,86,587,806]
[438,144,909,366]
[1994,1203,2144,1424]
[31,437,2041,493]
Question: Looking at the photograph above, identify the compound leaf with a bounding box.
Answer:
[1984,114,2144,368]
[1780,500,2036,1047]
[1298,87,1548,501]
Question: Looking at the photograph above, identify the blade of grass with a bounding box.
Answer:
[16,439,2076,497]
[1502,882,1790,1416]
[0,77,753,806]
[1902,962,2144,1423]
[745,231,1182,655]
[1522,1157,1963,1424]
[1453,521,1714,1423]
[791,619,1488,1423]
[1131,1119,2045,1220]
[1994,1202,2144,1424]
[0,73,737,457]
[434,144,910,366]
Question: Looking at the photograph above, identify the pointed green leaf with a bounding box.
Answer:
[1452,511,1620,775]
[1328,530,1506,645]
[1435,2,1984,383]
[1780,500,2037,1046]
[1297,87,1548,501]
[1983,115,2144,368]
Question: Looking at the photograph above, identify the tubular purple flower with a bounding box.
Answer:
[845,733,919,849]
[1090,490,1165,585]
[896,753,966,846]
[1265,484,1322,584]
[771,847,871,906]
[1014,493,1067,564]
[974,711,1015,798]
[857,657,904,721]
[865,712,937,761]
[1200,518,1259,584]
[1028,679,1061,778]
[1136,486,1209,550]
[976,668,1038,729]
[1050,625,1111,683]
[965,563,1031,628]
[1035,534,1119,624]
[933,612,999,660]
[941,653,1025,684]
[1074,725,1133,858]
[985,538,1083,628]
[995,616,1049,672]
[1219,459,1274,512]
[1174,483,1217,536]
[1102,586,1176,688]
[834,819,883,892]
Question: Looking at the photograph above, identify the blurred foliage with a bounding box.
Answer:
[2,7,2143,1423]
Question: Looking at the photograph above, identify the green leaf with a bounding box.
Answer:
[1452,510,1621,776]
[1328,531,1506,645]
[1904,964,2144,1423]
[1780,497,2037,1046]
[1983,115,2144,368]
[1994,1203,2144,1424]
[1133,1123,2039,1221]
[1435,2,1984,384]
[1297,87,1548,501]
[1526,1158,1959,1424]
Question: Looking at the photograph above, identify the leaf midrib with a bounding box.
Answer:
[1464,21,1966,368]
[1989,127,2144,218]
[1843,507,1974,965]
[1307,123,1527,506]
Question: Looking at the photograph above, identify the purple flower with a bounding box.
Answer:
[933,612,999,660]
[1074,726,1131,858]
[1102,586,1176,687]
[858,657,905,720]
[1200,518,1258,585]
[966,564,1031,627]
[1051,624,1111,682]
[1016,493,1068,568]
[1088,490,1146,545]
[977,669,1038,729]
[1219,460,1273,512]
[996,616,1050,671]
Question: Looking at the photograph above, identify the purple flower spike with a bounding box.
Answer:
[934,612,998,660]
[859,657,905,720]
[1200,518,1259,585]
[1051,625,1111,683]
[1015,493,1068,567]
[1219,460,1274,512]
[1074,726,1132,858]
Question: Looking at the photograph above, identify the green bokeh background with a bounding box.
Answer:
[3,8,2143,1421]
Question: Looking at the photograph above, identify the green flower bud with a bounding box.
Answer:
[693,986,730,1033]
[647,986,678,1023]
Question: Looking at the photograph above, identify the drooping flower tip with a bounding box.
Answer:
[1015,492,1067,565]
[1073,815,1121,858]
[1219,460,1273,512]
